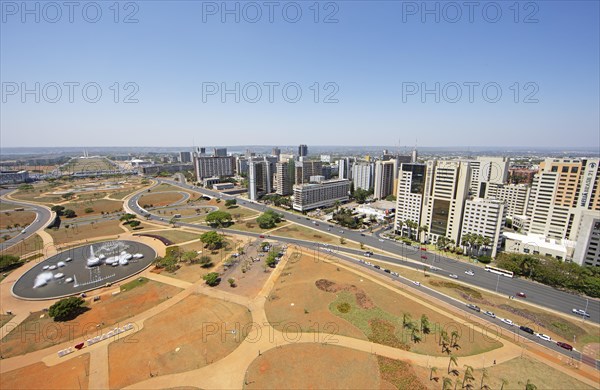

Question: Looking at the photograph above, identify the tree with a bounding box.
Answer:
[265,251,278,268]
[63,209,76,218]
[429,366,437,381]
[228,278,236,287]
[479,367,488,390]
[385,194,396,202]
[120,213,137,223]
[442,377,453,390]
[450,330,460,348]
[420,314,431,334]
[203,272,221,286]
[200,231,224,250]
[182,251,198,263]
[352,188,370,204]
[129,220,141,229]
[447,355,458,374]
[524,380,537,390]
[499,378,509,390]
[256,210,282,229]
[2,234,9,241]
[199,255,213,268]
[84,207,94,213]
[224,199,237,208]
[339,237,346,245]
[61,192,74,200]
[402,313,412,329]
[51,205,65,216]
[48,297,85,321]
[0,254,21,271]
[462,365,475,389]
[205,211,233,227]
[411,328,422,343]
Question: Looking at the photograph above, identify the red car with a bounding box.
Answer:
[259,235,265,238]
[556,342,573,351]
[516,292,527,298]
[421,255,428,259]
[420,247,427,251]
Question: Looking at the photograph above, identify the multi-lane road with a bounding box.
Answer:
[129,179,600,325]
[0,189,53,252]
[126,178,600,368]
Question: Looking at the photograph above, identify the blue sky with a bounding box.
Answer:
[1,0,599,148]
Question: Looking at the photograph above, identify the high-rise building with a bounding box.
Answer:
[482,183,530,219]
[214,147,228,157]
[275,160,295,196]
[421,160,471,243]
[294,160,323,185]
[394,163,426,233]
[373,160,397,199]
[525,158,600,241]
[469,156,509,196]
[460,198,506,258]
[298,144,308,157]
[248,160,272,201]
[572,211,600,267]
[179,151,192,163]
[292,179,350,212]
[272,147,281,159]
[411,148,418,163]
[352,162,373,191]
[338,157,353,180]
[194,155,235,180]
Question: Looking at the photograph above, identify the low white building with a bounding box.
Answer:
[502,231,575,261]
[292,179,350,212]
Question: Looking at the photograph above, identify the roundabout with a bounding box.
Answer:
[11,240,157,300]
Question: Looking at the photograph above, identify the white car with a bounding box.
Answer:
[537,333,552,342]
[412,281,421,286]
[449,274,458,279]
[465,270,475,276]
[572,308,591,318]
[379,239,384,242]
[500,318,514,326]
[483,311,496,318]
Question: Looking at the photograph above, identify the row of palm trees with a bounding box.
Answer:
[434,356,516,390]
[396,219,428,242]
[460,233,492,257]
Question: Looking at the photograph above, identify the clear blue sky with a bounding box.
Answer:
[1,0,599,148]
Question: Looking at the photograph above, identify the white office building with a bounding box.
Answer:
[248,160,271,201]
[352,162,373,191]
[374,160,397,200]
[292,179,350,212]
[469,156,509,196]
[460,198,506,257]
[482,183,530,219]
[572,211,600,267]
[394,163,426,233]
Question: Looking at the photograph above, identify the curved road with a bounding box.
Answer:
[125,179,600,369]
[0,189,53,252]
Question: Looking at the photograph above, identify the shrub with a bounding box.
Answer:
[48,297,85,321]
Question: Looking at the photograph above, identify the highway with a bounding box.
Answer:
[125,178,600,368]
[141,178,600,324]
[0,189,53,253]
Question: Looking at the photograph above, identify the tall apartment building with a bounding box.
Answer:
[482,183,530,219]
[572,211,600,267]
[469,156,509,196]
[338,157,353,180]
[460,198,506,257]
[373,160,397,199]
[352,162,373,191]
[272,147,281,160]
[194,155,235,180]
[179,151,192,163]
[213,148,228,157]
[298,144,308,157]
[275,160,295,196]
[248,160,272,201]
[421,160,471,243]
[526,158,600,241]
[394,163,426,233]
[295,160,323,185]
[292,179,350,212]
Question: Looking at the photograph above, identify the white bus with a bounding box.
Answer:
[485,265,514,278]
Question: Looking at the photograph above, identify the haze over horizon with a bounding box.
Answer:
[2,1,599,148]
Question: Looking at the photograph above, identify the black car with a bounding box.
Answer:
[384,269,391,273]
[466,304,480,312]
[374,265,381,269]
[519,326,534,335]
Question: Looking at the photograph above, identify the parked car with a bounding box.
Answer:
[556,342,574,351]
[449,274,458,279]
[483,311,496,318]
[519,326,534,335]
[537,333,552,342]
[516,292,527,298]
[466,304,481,312]
[572,308,591,317]
[421,255,428,259]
